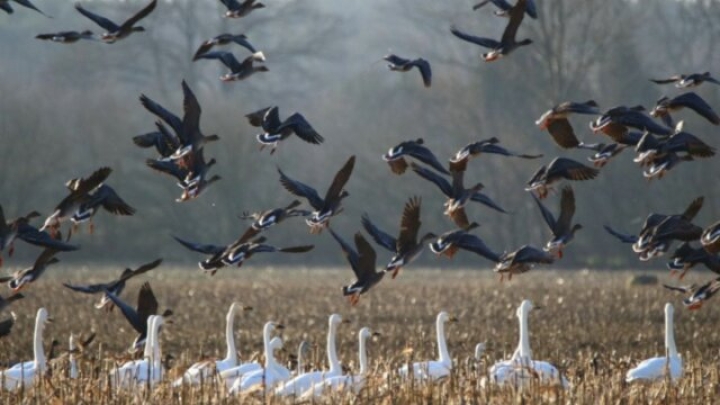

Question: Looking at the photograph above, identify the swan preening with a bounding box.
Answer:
[0,307,50,391]
[626,303,683,383]
[485,300,568,388]
[173,302,252,386]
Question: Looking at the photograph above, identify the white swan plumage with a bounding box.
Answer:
[274,313,344,397]
[486,300,568,388]
[69,334,78,379]
[304,326,377,398]
[110,315,165,388]
[229,332,290,394]
[397,311,456,382]
[0,307,49,391]
[626,303,683,383]
[221,320,280,388]
[173,303,250,386]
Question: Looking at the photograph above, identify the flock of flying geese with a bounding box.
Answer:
[1,0,719,394]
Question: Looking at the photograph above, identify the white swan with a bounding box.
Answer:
[221,321,281,387]
[274,313,344,397]
[111,315,164,388]
[0,307,49,391]
[304,327,377,398]
[486,300,568,388]
[397,311,457,382]
[626,303,683,383]
[229,334,290,394]
[173,303,251,386]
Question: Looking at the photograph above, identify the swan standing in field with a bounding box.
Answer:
[274,314,346,397]
[173,303,252,386]
[221,321,282,386]
[0,307,50,391]
[304,327,379,398]
[229,333,289,394]
[397,311,457,382]
[626,303,683,383]
[111,315,165,388]
[486,300,568,388]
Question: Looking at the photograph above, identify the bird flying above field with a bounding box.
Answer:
[245,106,324,154]
[36,30,95,43]
[75,0,157,43]
[328,228,384,306]
[473,0,537,19]
[383,138,449,175]
[383,54,432,87]
[278,155,356,234]
[195,51,268,82]
[449,137,542,172]
[219,0,265,19]
[451,0,532,62]
[63,258,163,311]
[525,157,598,199]
[238,200,311,231]
[535,100,601,150]
[532,186,581,259]
[650,72,720,88]
[0,206,78,267]
[0,0,48,16]
[193,33,265,62]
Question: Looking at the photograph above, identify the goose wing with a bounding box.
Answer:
[501,0,527,44]
[120,258,163,282]
[118,0,157,31]
[245,106,272,127]
[546,118,581,149]
[279,113,324,144]
[682,196,704,221]
[328,228,359,272]
[456,234,500,262]
[181,80,202,144]
[547,157,598,181]
[196,51,243,72]
[603,225,638,244]
[135,282,159,327]
[103,288,144,334]
[322,155,355,207]
[172,235,225,255]
[403,142,448,174]
[383,54,411,66]
[410,58,432,87]
[139,94,183,136]
[63,282,106,294]
[471,142,543,159]
[146,158,187,182]
[554,186,576,236]
[650,75,683,85]
[361,214,396,252]
[277,167,324,210]
[411,162,453,197]
[16,223,79,251]
[220,0,242,11]
[75,3,119,32]
[354,233,378,281]
[397,196,422,250]
[668,92,719,125]
[261,106,282,133]
[0,315,15,338]
[450,26,501,49]
[515,245,554,264]
[90,185,135,216]
[532,192,557,232]
[470,192,508,213]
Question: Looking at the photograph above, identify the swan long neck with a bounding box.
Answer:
[359,333,369,375]
[143,316,155,359]
[152,317,162,367]
[224,308,237,362]
[328,321,341,372]
[33,312,46,372]
[262,324,273,368]
[666,306,677,357]
[437,316,450,363]
[517,307,532,361]
[69,335,78,379]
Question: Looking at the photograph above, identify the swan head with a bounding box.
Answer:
[437,311,459,324]
[329,313,346,327]
[665,302,674,319]
[36,307,50,327]
[228,302,253,318]
[298,340,312,356]
[517,300,534,317]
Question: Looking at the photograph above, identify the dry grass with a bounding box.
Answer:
[2,266,720,404]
